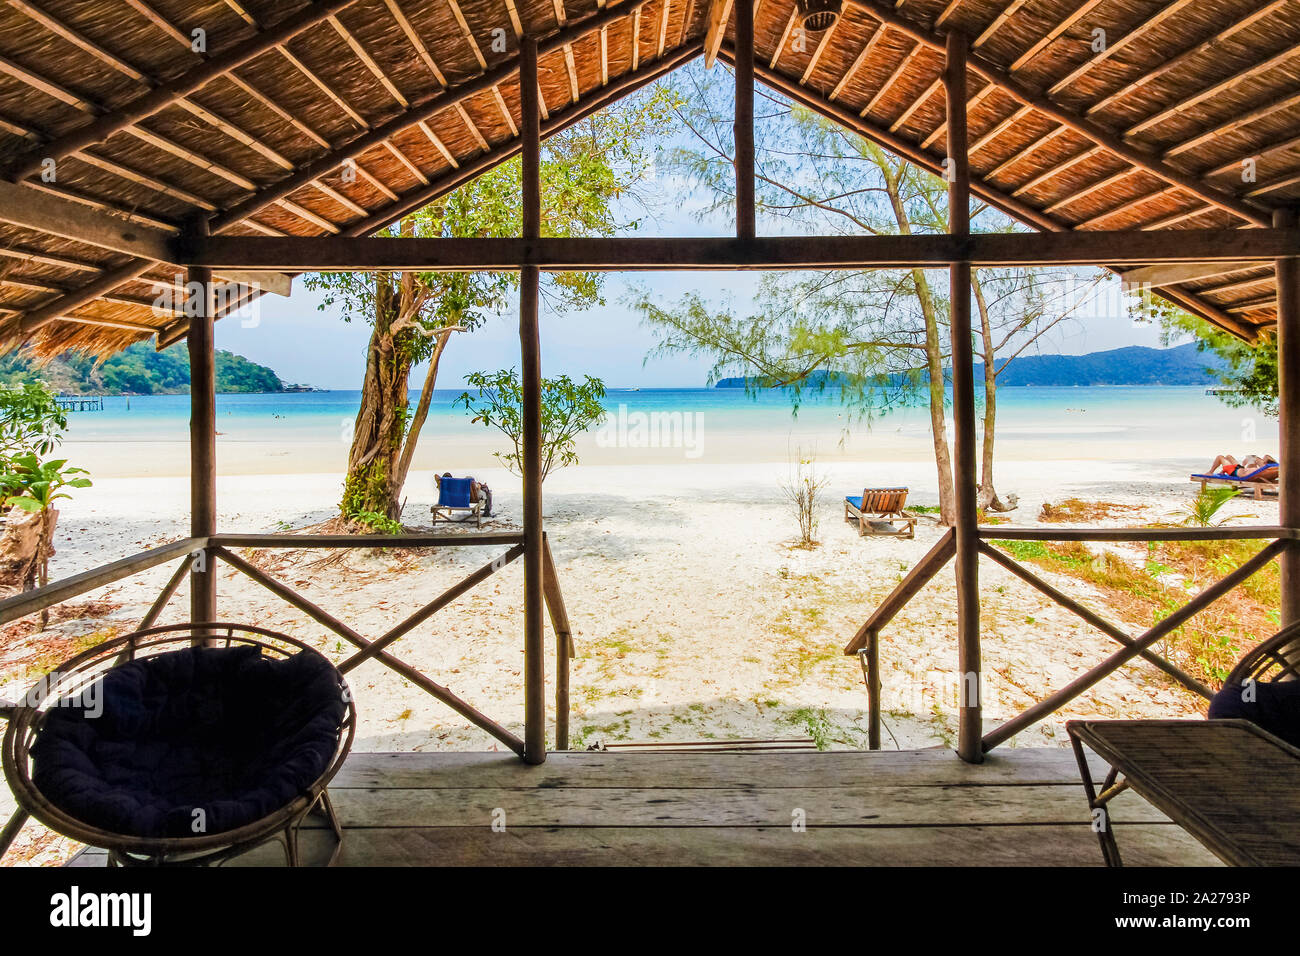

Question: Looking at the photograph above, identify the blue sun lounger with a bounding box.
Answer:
[432,475,490,527]
[1190,463,1279,499]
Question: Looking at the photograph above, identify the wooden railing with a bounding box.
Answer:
[845,525,1296,753]
[0,531,576,752]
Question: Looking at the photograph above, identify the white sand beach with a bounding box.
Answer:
[0,423,1279,864]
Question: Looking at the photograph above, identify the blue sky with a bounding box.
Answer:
[213,68,1181,391]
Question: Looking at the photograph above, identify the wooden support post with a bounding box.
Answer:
[520,36,547,765]
[733,0,755,239]
[186,228,217,642]
[946,31,982,763]
[1278,206,1300,653]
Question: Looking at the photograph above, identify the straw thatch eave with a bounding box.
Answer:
[0,0,1294,359]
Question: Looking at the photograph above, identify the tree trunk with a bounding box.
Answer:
[914,269,957,525]
[342,278,413,521]
[881,166,955,524]
[972,276,1008,512]
[392,329,454,502]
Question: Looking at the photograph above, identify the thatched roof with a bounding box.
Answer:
[0,0,1293,357]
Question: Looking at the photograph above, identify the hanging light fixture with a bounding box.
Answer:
[795,0,841,32]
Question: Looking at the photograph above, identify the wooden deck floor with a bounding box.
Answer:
[72,748,1222,867]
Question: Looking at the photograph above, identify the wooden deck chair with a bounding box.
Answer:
[844,487,916,539]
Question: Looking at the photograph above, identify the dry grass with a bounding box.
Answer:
[989,537,1279,688]
[1038,498,1146,523]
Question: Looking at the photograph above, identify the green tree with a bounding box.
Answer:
[308,88,675,524]
[456,369,606,482]
[1141,293,1278,418]
[0,380,66,458]
[633,67,1087,521]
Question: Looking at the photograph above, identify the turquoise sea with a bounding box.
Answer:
[59,385,1276,449]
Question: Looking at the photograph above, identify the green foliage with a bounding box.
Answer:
[305,83,679,348]
[456,369,606,481]
[0,454,91,513]
[0,343,284,395]
[1177,487,1251,528]
[0,380,67,457]
[1138,294,1278,417]
[348,508,403,535]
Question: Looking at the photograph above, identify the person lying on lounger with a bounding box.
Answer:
[1205,454,1278,480]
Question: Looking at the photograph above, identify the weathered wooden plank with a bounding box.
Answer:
[315,783,1167,827]
[182,229,1300,272]
[331,747,1108,790]
[218,822,1214,867]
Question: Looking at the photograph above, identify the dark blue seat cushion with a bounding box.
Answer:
[31,646,345,840]
[1209,679,1300,749]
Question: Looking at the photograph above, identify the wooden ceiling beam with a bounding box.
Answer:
[1126,38,1300,140]
[3,0,362,181]
[1121,261,1271,288]
[384,0,448,86]
[184,228,1300,271]
[1046,0,1194,97]
[447,0,489,70]
[0,180,174,260]
[1008,0,1104,73]
[770,9,798,69]
[207,1,643,232]
[704,0,734,68]
[329,15,410,108]
[1085,0,1288,117]
[1075,184,1182,229]
[829,22,884,100]
[845,0,1270,226]
[862,43,922,117]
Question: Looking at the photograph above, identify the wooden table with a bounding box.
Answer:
[1067,718,1300,866]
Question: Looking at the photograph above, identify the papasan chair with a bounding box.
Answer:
[1,623,354,867]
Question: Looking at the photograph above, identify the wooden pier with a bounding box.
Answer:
[54,395,104,412]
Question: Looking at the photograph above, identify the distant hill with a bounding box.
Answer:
[974,343,1228,386]
[0,342,287,395]
[715,343,1227,389]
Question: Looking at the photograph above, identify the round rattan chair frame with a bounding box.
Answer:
[1224,618,1300,686]
[1,622,355,867]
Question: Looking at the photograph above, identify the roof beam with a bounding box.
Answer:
[337,40,704,239]
[0,179,174,260]
[3,0,361,182]
[1046,0,1194,98]
[207,1,643,233]
[704,0,733,68]
[1085,0,1289,117]
[844,0,1270,226]
[183,228,1300,272]
[1119,261,1266,288]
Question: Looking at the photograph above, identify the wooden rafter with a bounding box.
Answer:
[769,9,797,70]
[447,0,489,70]
[973,0,1026,50]
[829,22,884,100]
[329,14,410,108]
[861,42,921,117]
[704,0,734,68]
[845,0,1270,226]
[801,14,843,86]
[658,0,672,57]
[3,0,362,180]
[1127,38,1300,141]
[385,0,449,85]
[1008,0,1104,74]
[1085,0,1289,117]
[564,44,581,102]
[1046,0,1195,98]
